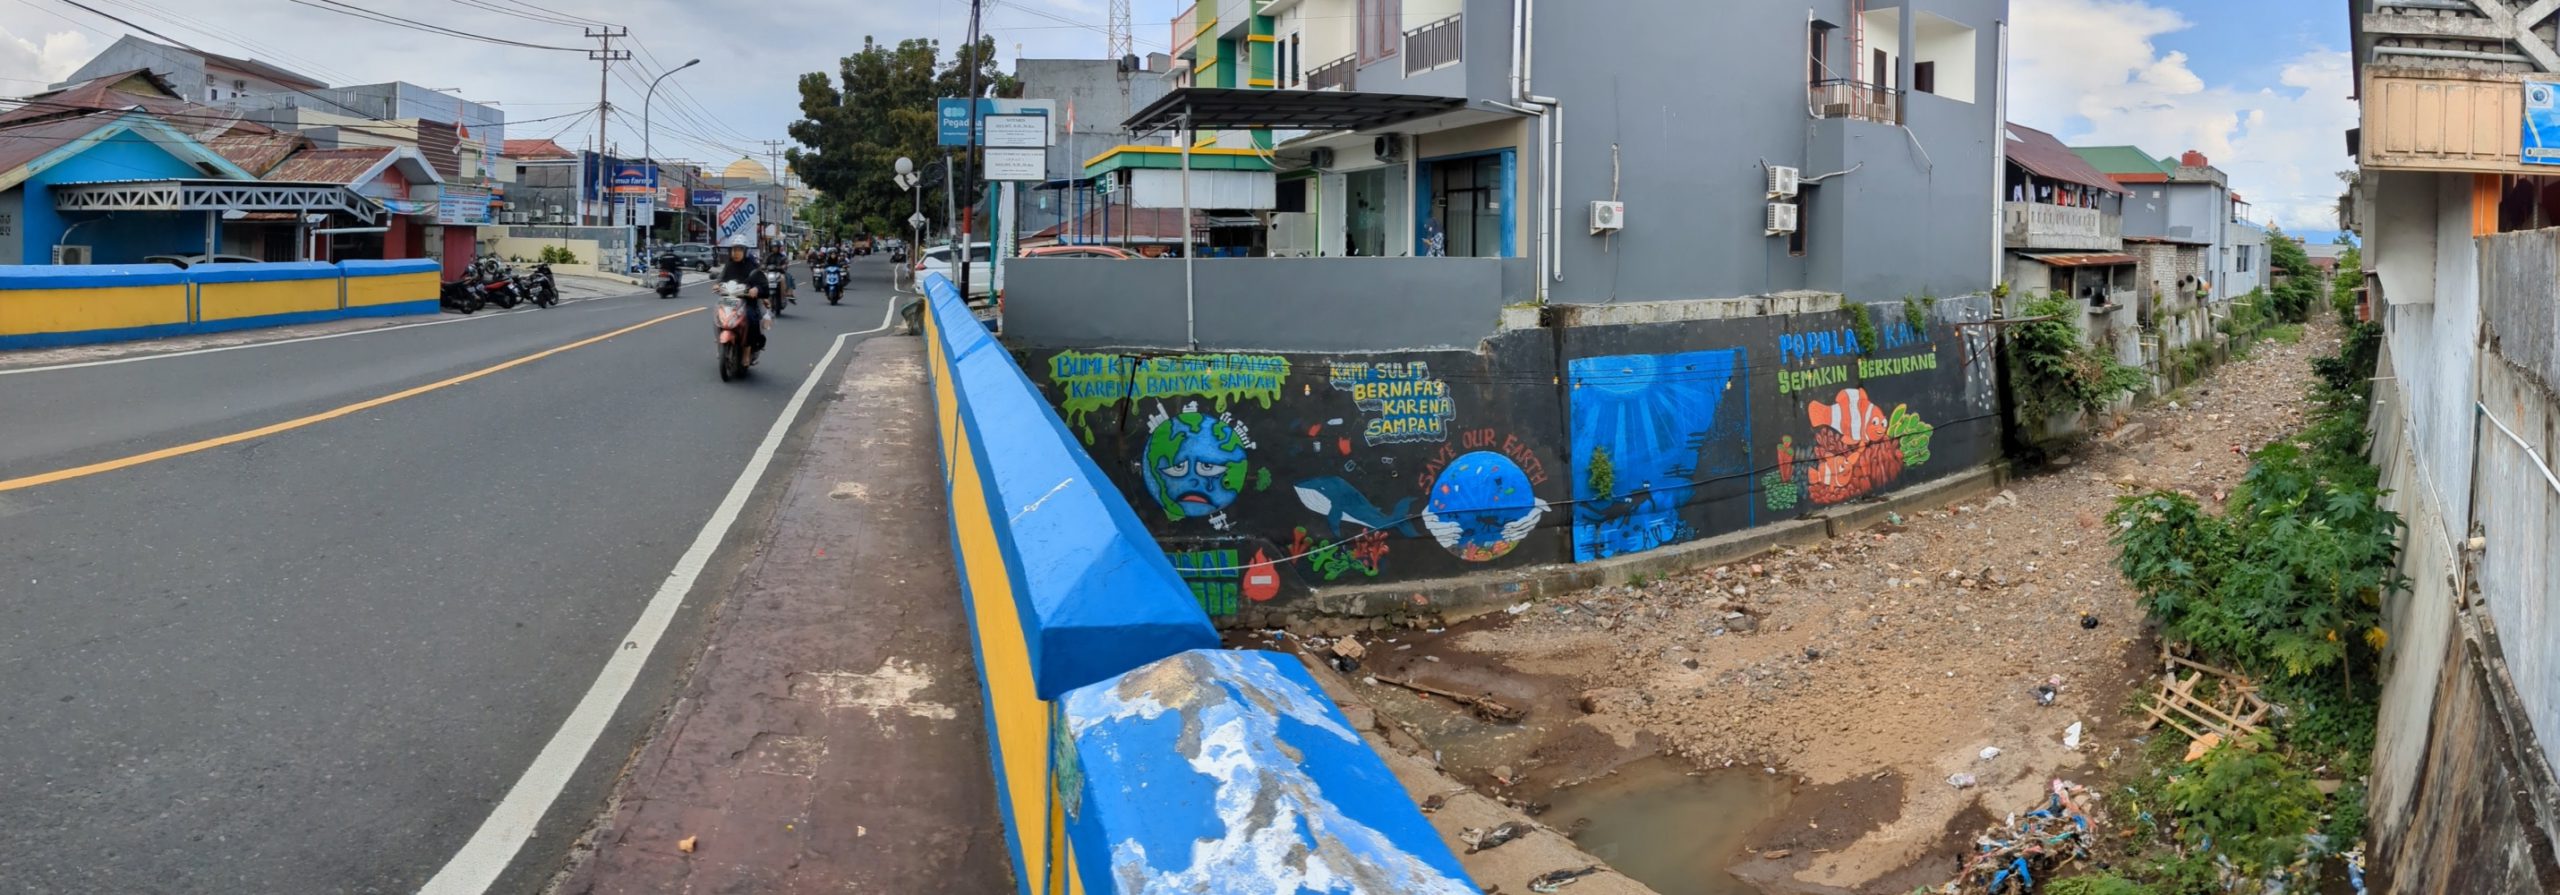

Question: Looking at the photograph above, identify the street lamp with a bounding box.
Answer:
[640,58,701,260]
[894,156,921,286]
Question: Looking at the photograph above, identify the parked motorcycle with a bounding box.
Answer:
[516,262,560,308]
[820,260,845,305]
[713,281,758,381]
[440,279,485,314]
[470,256,521,309]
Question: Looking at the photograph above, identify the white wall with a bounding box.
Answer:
[1860,8,1903,86]
[1913,12,1977,103]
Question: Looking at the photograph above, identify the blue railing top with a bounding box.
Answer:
[338,258,443,276]
[924,272,1222,698]
[190,261,339,283]
[0,264,189,288]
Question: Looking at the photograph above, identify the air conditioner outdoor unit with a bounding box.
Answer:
[52,245,91,265]
[1373,134,1405,162]
[1767,165,1801,198]
[1308,147,1335,169]
[549,205,565,216]
[1764,202,1797,235]
[1590,200,1625,233]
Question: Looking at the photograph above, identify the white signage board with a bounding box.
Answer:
[984,147,1049,182]
[982,114,1049,149]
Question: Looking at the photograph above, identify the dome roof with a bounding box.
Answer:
[721,157,771,180]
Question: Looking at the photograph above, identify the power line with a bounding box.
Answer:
[280,0,587,52]
[91,0,361,85]
[46,0,405,124]
[436,0,584,27]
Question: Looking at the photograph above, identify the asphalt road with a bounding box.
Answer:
[0,260,912,893]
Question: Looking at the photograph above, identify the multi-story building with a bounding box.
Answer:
[1069,0,2004,302]
[2074,146,2266,302]
[2335,3,2560,893]
[56,35,326,106]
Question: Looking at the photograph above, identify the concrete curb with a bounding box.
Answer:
[1253,463,2009,627]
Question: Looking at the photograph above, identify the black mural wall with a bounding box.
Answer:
[1018,296,1999,621]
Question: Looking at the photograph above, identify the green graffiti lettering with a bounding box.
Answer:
[1049,350,1292,442]
[1778,364,1851,395]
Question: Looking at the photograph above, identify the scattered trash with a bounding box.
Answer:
[2080,613,2101,629]
[2063,721,2084,751]
[1947,773,1977,789]
[1803,647,1822,661]
[1978,746,2002,762]
[1332,637,1367,660]
[676,835,697,854]
[1938,780,2098,894]
[1527,865,1601,892]
[2146,652,2272,740]
[1505,601,1533,615]
[1461,821,1532,853]
[2184,730,2224,762]
[2034,674,2065,707]
[1418,787,1468,814]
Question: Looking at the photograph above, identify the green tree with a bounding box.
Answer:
[2265,227,2317,323]
[2331,244,2363,324]
[1588,446,1615,500]
[784,37,1018,243]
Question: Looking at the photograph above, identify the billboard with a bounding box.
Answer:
[2528,81,2560,165]
[608,162,657,195]
[689,188,726,208]
[938,98,1057,146]
[715,192,761,245]
[438,186,494,226]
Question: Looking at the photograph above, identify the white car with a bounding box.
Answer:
[912,242,995,296]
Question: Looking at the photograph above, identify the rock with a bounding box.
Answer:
[1729,615,1760,634]
[1682,657,1700,670]
[1341,704,1378,732]
[1762,848,1794,860]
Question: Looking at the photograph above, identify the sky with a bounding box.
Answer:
[0,0,2354,240]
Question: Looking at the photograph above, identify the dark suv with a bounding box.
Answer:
[666,243,714,272]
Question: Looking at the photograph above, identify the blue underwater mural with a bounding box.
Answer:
[1566,348,1751,562]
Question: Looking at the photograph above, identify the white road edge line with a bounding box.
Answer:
[0,289,645,376]
[419,297,899,895]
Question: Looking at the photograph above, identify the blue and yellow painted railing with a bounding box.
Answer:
[918,273,1477,894]
[0,258,442,350]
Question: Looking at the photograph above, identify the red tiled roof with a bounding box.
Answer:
[266,146,393,185]
[2004,122,2124,194]
[502,138,574,160]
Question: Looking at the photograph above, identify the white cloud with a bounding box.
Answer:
[0,24,92,89]
[2011,0,2357,232]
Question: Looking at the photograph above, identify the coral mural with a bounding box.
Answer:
[1764,387,1935,508]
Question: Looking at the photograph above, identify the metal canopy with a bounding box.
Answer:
[1124,87,1467,134]
[51,179,380,225]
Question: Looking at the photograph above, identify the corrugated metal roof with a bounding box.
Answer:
[2022,252,2139,267]
[502,138,575,160]
[266,146,393,185]
[2005,123,2124,194]
[2071,145,2175,179]
[209,132,307,176]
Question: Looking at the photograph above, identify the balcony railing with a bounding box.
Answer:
[1810,78,1900,124]
[1309,54,1356,92]
[2003,201,2123,251]
[1404,14,1463,75]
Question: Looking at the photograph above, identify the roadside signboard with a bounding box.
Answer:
[984,148,1048,182]
[937,98,1058,146]
[689,188,726,208]
[437,185,493,226]
[608,162,657,194]
[716,192,760,245]
[2528,81,2560,165]
[982,113,1048,149]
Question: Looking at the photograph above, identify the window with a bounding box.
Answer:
[1425,154,1505,258]
[1345,168,1390,257]
[1277,177,1308,213]
[2237,244,2253,272]
[1809,21,1835,86]
[1788,186,1812,256]
[1358,0,1401,64]
[1290,34,1302,86]
[233,79,247,92]
[1913,61,1936,95]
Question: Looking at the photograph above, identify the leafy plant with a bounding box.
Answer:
[1588,445,1616,500]
[1846,302,1880,357]
[2164,732,2327,883]
[2267,229,2319,323]
[2047,874,2160,895]
[2332,245,2364,325]
[2010,296,2150,424]
[537,244,580,265]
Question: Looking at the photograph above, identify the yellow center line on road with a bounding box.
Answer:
[0,307,703,494]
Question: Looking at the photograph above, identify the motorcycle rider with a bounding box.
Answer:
[763,244,795,299]
[716,242,766,363]
[656,245,685,296]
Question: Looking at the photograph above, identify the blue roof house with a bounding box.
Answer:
[0,109,256,264]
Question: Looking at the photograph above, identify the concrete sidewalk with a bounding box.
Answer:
[554,337,1011,894]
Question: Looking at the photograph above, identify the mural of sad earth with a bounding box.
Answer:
[1048,350,1553,615]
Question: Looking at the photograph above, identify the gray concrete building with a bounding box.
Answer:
[1012,56,1175,241]
[1021,0,2007,334]
[56,35,325,106]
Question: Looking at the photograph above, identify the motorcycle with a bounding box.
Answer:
[439,279,485,314]
[763,268,789,318]
[654,263,683,299]
[472,256,521,309]
[820,261,845,305]
[514,264,558,309]
[713,281,758,381]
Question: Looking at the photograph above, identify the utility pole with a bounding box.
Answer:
[587,25,630,229]
[959,0,985,301]
[757,139,787,249]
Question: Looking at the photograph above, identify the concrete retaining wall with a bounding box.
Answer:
[0,259,441,349]
[920,272,1474,894]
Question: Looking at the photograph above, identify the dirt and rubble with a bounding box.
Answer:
[1283,323,2339,894]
